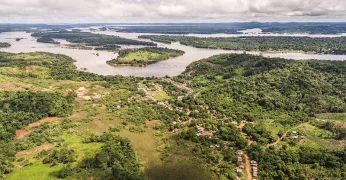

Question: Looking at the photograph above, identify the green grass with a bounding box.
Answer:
[108,47,184,66]
[120,129,162,167]
[118,51,162,62]
[298,136,346,150]
[119,128,217,180]
[234,67,245,78]
[62,132,103,162]
[315,113,346,123]
[296,123,333,138]
[6,161,62,180]
[151,90,170,101]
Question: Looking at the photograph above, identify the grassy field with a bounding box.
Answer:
[118,51,163,62]
[6,163,62,180]
[150,89,170,101]
[316,113,346,123]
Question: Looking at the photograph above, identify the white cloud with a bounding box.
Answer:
[0,0,345,23]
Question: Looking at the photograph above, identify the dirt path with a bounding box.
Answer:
[15,117,60,139]
[17,144,55,156]
[240,150,252,180]
[237,121,255,180]
[268,124,303,147]
[268,132,288,147]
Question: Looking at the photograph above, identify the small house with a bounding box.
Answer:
[236,169,243,176]
[236,151,243,155]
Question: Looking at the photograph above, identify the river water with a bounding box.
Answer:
[1,31,346,77]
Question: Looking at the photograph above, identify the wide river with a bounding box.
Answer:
[1,31,346,77]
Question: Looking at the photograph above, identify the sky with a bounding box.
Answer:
[0,0,346,23]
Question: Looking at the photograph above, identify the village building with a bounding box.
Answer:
[250,160,257,166]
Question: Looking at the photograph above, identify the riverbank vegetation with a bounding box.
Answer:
[107,47,184,66]
[140,35,346,54]
[36,37,60,44]
[94,44,120,51]
[0,51,345,180]
[0,42,10,47]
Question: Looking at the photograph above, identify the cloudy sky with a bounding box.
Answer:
[1,0,345,23]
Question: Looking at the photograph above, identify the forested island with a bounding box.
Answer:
[0,42,11,47]
[140,35,346,54]
[0,51,345,180]
[36,37,60,44]
[107,47,184,66]
[115,24,241,34]
[94,44,120,51]
[140,35,346,55]
[31,31,156,49]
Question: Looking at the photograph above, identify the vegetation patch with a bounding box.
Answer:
[140,35,346,54]
[31,31,156,48]
[0,42,10,48]
[36,37,60,44]
[107,47,184,66]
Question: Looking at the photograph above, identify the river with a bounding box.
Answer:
[1,30,346,77]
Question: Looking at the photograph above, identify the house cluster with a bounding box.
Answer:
[177,95,184,101]
[251,160,258,179]
[236,151,244,177]
[195,125,214,137]
[292,131,299,139]
[209,144,220,149]
[76,87,91,100]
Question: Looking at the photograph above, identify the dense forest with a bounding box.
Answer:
[31,31,156,47]
[2,22,346,35]
[140,35,346,54]
[107,47,184,66]
[113,22,346,34]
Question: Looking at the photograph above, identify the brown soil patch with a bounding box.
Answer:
[15,129,32,140]
[64,88,73,96]
[248,140,254,146]
[238,121,255,129]
[93,119,106,129]
[0,82,22,91]
[26,66,32,73]
[28,117,60,129]
[15,117,60,140]
[188,69,196,76]
[146,120,161,126]
[17,144,55,156]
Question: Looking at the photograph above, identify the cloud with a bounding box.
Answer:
[0,0,345,23]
